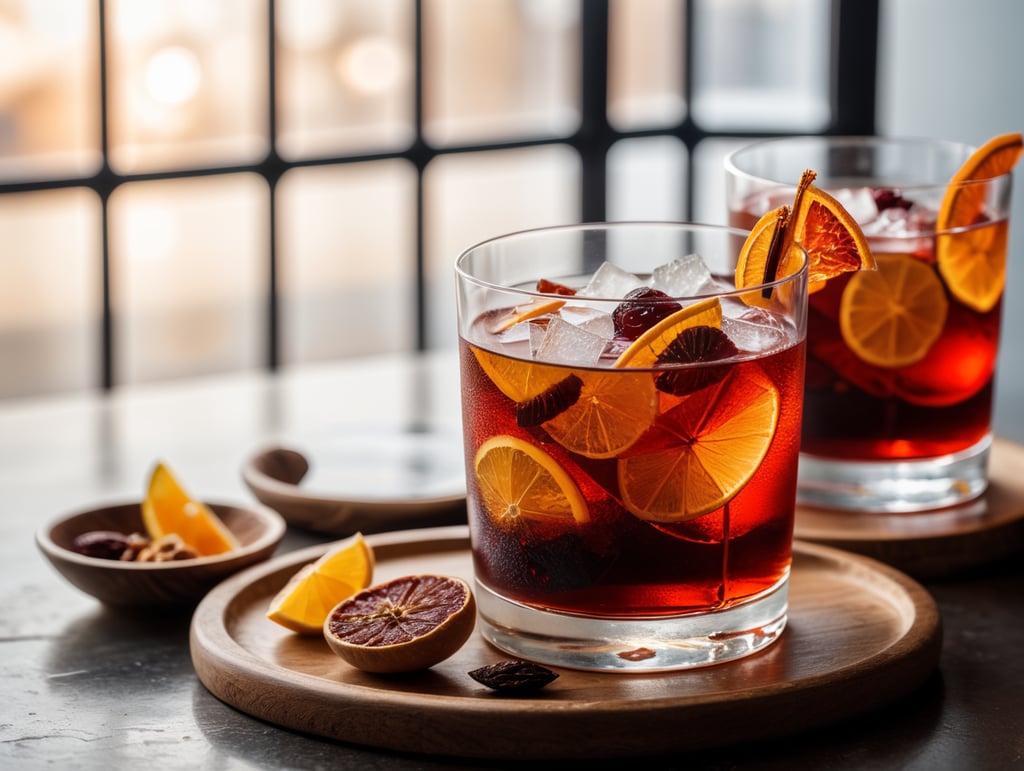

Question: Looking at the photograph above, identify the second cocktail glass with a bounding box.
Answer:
[456,222,808,672]
[726,135,1017,512]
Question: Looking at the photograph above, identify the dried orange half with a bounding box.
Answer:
[141,461,238,556]
[936,132,1023,313]
[736,170,875,295]
[618,368,779,523]
[323,574,476,673]
[839,252,949,368]
[474,434,589,527]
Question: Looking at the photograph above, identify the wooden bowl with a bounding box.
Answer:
[36,500,286,609]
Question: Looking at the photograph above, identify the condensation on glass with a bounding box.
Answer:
[277,160,418,364]
[276,0,415,159]
[0,1,101,181]
[422,0,580,146]
[691,0,831,131]
[607,0,686,131]
[108,173,268,385]
[105,0,269,173]
[424,144,580,349]
[0,189,102,398]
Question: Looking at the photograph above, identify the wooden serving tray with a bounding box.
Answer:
[795,437,1024,578]
[190,526,941,760]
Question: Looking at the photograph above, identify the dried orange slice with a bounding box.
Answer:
[323,574,475,673]
[141,461,238,556]
[736,170,875,295]
[936,132,1023,313]
[474,434,589,527]
[839,252,949,368]
[266,532,375,635]
[473,347,657,459]
[618,368,779,522]
[612,297,722,368]
[488,298,566,333]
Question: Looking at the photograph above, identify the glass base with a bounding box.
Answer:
[474,576,789,673]
[797,434,991,513]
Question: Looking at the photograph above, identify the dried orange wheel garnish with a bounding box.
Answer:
[473,346,657,459]
[736,170,875,295]
[323,574,476,673]
[618,367,779,523]
[141,461,238,556]
[839,252,949,368]
[936,132,1023,313]
[473,434,590,527]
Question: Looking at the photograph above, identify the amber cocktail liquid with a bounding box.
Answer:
[456,223,807,672]
[727,136,1016,512]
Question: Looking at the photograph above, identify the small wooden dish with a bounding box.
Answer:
[242,445,466,536]
[36,500,286,609]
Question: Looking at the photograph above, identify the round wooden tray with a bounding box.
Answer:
[190,526,941,760]
[795,437,1024,578]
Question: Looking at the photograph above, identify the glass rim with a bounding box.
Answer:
[454,220,809,303]
[724,134,1013,190]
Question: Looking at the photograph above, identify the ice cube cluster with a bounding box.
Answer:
[496,254,791,367]
[834,186,937,254]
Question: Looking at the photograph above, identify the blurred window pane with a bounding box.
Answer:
[0,1,101,181]
[691,137,753,225]
[422,0,580,146]
[607,136,687,221]
[607,0,686,131]
[106,0,269,173]
[276,0,415,160]
[424,144,580,348]
[0,189,102,397]
[691,0,831,131]
[108,174,269,385]
[277,160,417,364]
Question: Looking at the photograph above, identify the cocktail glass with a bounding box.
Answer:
[726,136,1014,512]
[455,222,808,672]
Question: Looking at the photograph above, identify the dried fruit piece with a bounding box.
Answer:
[515,374,583,426]
[323,574,475,673]
[71,530,136,561]
[142,461,238,556]
[612,297,722,369]
[654,326,739,396]
[612,287,683,341]
[468,660,559,693]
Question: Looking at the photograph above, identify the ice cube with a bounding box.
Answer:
[832,187,879,225]
[721,307,790,353]
[535,317,608,366]
[558,303,615,339]
[577,262,646,299]
[650,253,716,297]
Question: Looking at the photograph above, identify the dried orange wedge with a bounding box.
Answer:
[618,368,779,522]
[936,132,1023,313]
[839,252,949,368]
[323,574,475,673]
[141,461,238,556]
[266,532,375,635]
[612,297,722,368]
[736,170,875,295]
[474,434,590,527]
[472,346,657,459]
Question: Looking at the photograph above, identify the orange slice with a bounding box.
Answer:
[323,574,476,673]
[612,297,723,368]
[488,298,566,333]
[141,461,238,556]
[618,368,779,522]
[936,132,1023,313]
[266,532,375,635]
[839,252,949,368]
[736,170,875,295]
[472,346,657,459]
[473,434,589,527]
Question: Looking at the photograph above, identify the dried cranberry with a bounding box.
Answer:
[874,188,914,211]
[71,530,133,560]
[612,287,683,341]
[536,278,577,296]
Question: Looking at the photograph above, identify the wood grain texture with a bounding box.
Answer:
[795,437,1024,578]
[189,526,941,759]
